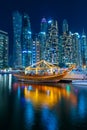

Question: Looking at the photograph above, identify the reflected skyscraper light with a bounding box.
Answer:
[78,94,85,118]
[9,74,12,92]
[18,87,21,98]
[24,102,34,129]
[41,106,58,130]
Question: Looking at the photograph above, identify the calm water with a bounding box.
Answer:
[0,74,87,130]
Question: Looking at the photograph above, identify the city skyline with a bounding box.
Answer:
[0,10,87,68]
[1,10,87,56]
[0,0,87,56]
[11,11,87,69]
[0,0,87,68]
[0,0,87,34]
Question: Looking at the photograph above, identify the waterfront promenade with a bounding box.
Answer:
[63,71,86,81]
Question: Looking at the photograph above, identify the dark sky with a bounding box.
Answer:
[0,0,87,54]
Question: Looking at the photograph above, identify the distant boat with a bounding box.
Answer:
[13,60,73,83]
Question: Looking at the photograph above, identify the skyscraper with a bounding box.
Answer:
[0,30,9,69]
[22,13,32,68]
[32,40,36,64]
[45,19,59,65]
[39,18,47,60]
[62,19,68,34]
[72,33,81,67]
[32,35,40,64]
[13,11,22,68]
[60,33,72,66]
[81,30,87,68]
[41,18,47,33]
[59,20,72,67]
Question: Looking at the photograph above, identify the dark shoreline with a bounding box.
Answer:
[59,79,72,83]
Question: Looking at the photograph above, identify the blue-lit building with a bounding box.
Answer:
[32,40,36,64]
[22,14,32,68]
[41,18,47,33]
[72,32,81,67]
[32,36,40,64]
[45,19,59,65]
[13,11,22,68]
[62,19,69,34]
[81,30,87,68]
[39,18,47,60]
[59,20,80,67]
[60,32,72,66]
[0,30,9,69]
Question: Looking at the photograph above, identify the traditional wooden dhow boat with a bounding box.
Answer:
[13,60,73,83]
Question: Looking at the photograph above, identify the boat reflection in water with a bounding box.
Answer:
[13,82,77,108]
[1,74,87,130]
[13,82,78,130]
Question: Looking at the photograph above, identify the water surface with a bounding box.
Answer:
[0,74,87,130]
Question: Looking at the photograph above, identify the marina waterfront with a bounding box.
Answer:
[0,74,87,130]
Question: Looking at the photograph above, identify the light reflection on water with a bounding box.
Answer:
[0,74,87,130]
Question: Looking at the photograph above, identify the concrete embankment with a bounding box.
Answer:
[60,73,86,83]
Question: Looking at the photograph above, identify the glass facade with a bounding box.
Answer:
[81,30,87,68]
[62,19,69,34]
[59,20,82,67]
[13,11,22,68]
[60,33,73,66]
[72,33,81,67]
[0,30,9,69]
[32,36,40,64]
[59,32,82,67]
[39,18,47,60]
[45,20,59,65]
[22,14,32,68]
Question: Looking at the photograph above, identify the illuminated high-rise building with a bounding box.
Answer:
[59,20,73,67]
[36,39,40,63]
[60,31,81,67]
[22,14,32,68]
[32,36,40,64]
[41,18,47,33]
[45,19,58,65]
[0,30,9,69]
[13,11,22,68]
[72,32,81,67]
[60,33,72,66]
[32,40,36,64]
[81,30,87,68]
[62,19,68,34]
[39,18,47,60]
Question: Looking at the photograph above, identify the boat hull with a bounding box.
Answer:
[13,71,68,83]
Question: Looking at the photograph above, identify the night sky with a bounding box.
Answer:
[0,0,87,54]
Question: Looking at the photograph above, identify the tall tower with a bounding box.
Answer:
[81,29,87,68]
[0,30,9,69]
[22,14,32,68]
[60,32,72,66]
[32,35,40,64]
[41,18,47,32]
[39,18,47,60]
[13,11,22,68]
[45,19,58,65]
[62,19,68,34]
[59,20,73,67]
[72,33,81,67]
